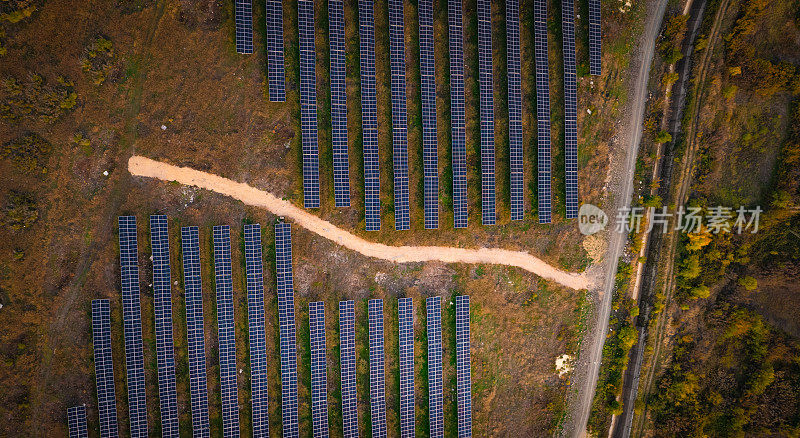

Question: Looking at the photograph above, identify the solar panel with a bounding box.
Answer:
[562,0,579,219]
[67,405,88,438]
[477,0,496,226]
[244,224,270,438]
[149,215,180,438]
[398,298,415,437]
[426,297,443,438]
[448,0,468,228]
[329,0,351,207]
[213,226,241,437]
[309,302,330,438]
[368,299,387,437]
[339,300,359,438]
[181,227,211,437]
[117,216,148,438]
[455,296,472,437]
[418,0,439,229]
[91,299,119,438]
[388,0,410,230]
[275,222,299,437]
[299,0,321,209]
[534,0,552,224]
[359,0,381,231]
[235,0,253,54]
[506,0,524,221]
[588,0,602,76]
[267,0,287,101]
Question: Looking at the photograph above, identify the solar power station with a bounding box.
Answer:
[299,0,321,209]
[534,0,553,224]
[388,0,410,230]
[266,0,286,101]
[359,0,381,231]
[149,215,180,438]
[398,298,415,437]
[477,0,496,226]
[181,227,211,437]
[275,222,300,437]
[562,0,579,219]
[456,296,473,437]
[67,405,88,438]
[244,224,270,438]
[329,0,351,207]
[117,216,148,438]
[234,0,253,54]
[339,300,359,438]
[506,0,524,221]
[448,0,468,228]
[426,297,444,438]
[368,299,387,437]
[418,0,439,229]
[91,299,119,438]
[588,0,602,75]
[309,302,330,438]
[213,226,241,437]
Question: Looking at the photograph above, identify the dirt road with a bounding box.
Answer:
[128,156,592,290]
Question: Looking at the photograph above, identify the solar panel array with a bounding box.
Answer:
[213,226,241,437]
[477,0,496,226]
[244,224,270,438]
[339,300,359,438]
[456,296,472,437]
[448,0,468,228]
[117,216,148,438]
[426,297,444,438]
[534,0,552,224]
[266,0,286,101]
[91,299,119,438]
[506,0,524,221]
[368,299,387,437]
[149,215,180,438]
[398,298,415,437]
[181,227,211,437]
[389,0,410,230]
[275,223,300,437]
[359,0,381,231]
[67,405,88,438]
[329,0,351,207]
[234,0,253,54]
[588,0,602,76]
[562,0,579,219]
[418,0,439,229]
[309,302,330,438]
[299,0,321,209]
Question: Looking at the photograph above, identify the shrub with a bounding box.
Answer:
[0,0,37,23]
[738,276,757,291]
[3,192,38,231]
[655,131,672,144]
[80,37,115,85]
[1,73,77,123]
[1,132,52,173]
[689,285,711,299]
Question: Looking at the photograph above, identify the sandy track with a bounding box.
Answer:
[129,156,592,290]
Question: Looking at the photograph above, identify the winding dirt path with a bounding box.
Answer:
[129,156,592,290]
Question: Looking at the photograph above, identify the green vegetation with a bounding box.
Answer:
[2,192,38,232]
[0,0,36,23]
[81,37,115,85]
[1,73,77,123]
[1,132,52,173]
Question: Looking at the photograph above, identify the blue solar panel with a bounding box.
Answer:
[534,0,552,224]
[455,296,472,437]
[563,0,579,219]
[359,0,381,231]
[477,0,496,226]
[181,227,211,437]
[244,224,270,438]
[339,300,359,438]
[309,302,330,438]
[426,297,443,438]
[275,223,299,437]
[67,405,88,438]
[368,299,387,437]
[389,0,410,231]
[329,0,351,207]
[448,0,468,228]
[267,0,286,101]
[419,0,439,229]
[91,299,119,438]
[117,216,148,438]
[149,215,180,438]
[506,0,524,221]
[213,226,241,437]
[299,0,321,209]
[588,0,602,76]
[235,0,253,54]
[398,298,415,437]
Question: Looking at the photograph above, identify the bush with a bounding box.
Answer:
[1,132,52,173]
[80,37,115,85]
[738,276,757,291]
[689,285,711,299]
[3,192,38,231]
[0,0,37,23]
[655,131,672,144]
[1,73,77,123]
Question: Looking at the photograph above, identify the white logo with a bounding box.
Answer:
[579,203,608,236]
